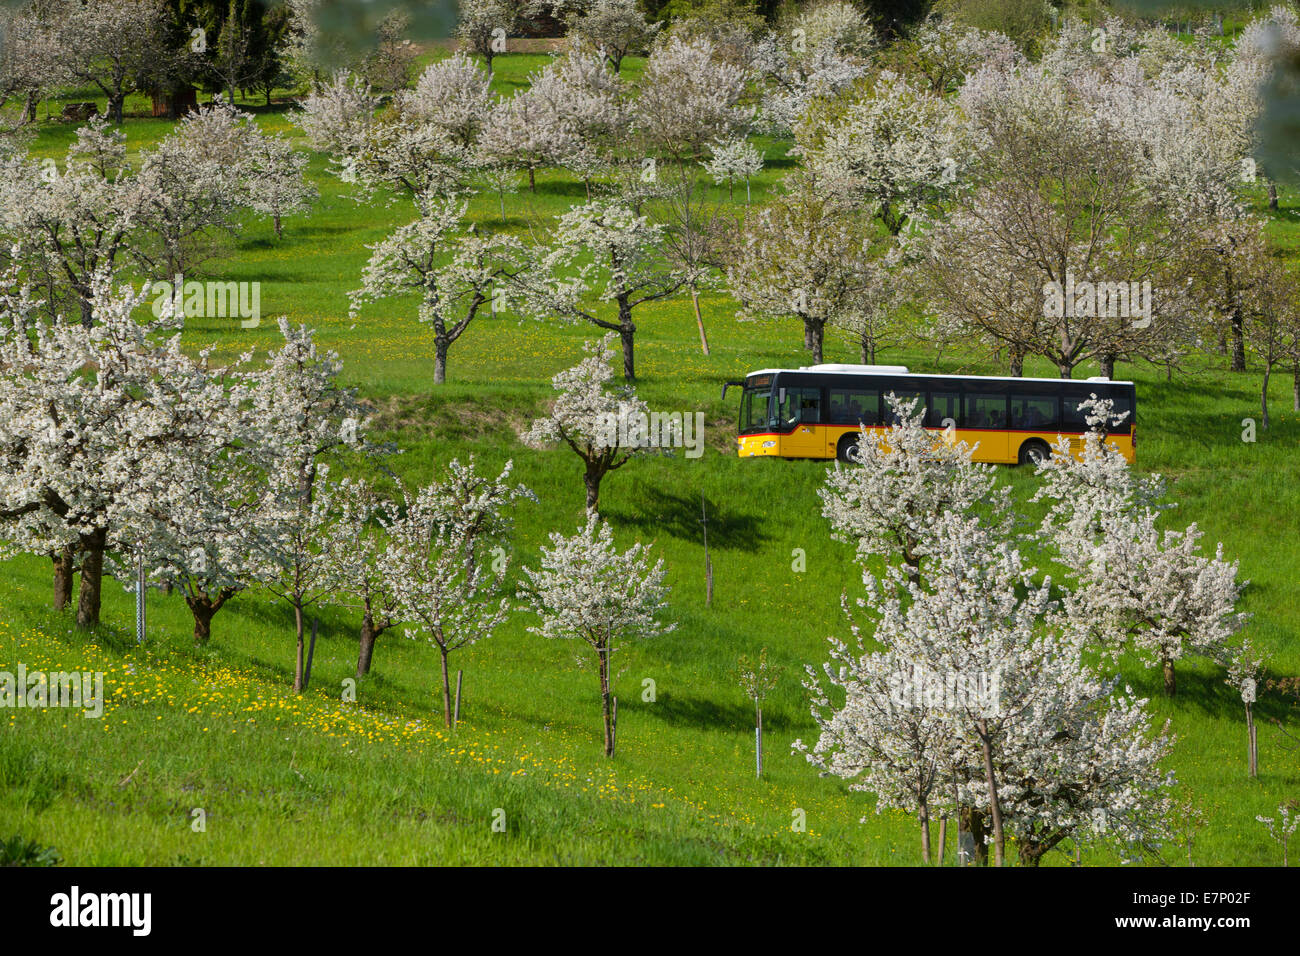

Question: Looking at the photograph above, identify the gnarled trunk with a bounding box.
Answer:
[192,603,214,644]
[75,528,106,628]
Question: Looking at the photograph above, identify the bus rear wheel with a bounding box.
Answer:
[1017,438,1051,466]
[836,435,862,464]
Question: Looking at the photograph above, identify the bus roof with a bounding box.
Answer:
[744,366,1134,386]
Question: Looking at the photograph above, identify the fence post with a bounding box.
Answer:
[134,550,146,645]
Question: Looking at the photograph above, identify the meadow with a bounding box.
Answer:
[2,49,1298,866]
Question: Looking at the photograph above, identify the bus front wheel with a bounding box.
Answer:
[837,435,862,464]
[1017,438,1051,466]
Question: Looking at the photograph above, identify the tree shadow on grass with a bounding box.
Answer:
[530,180,592,201]
[1130,660,1295,726]
[638,692,798,734]
[602,487,770,552]
[763,152,799,171]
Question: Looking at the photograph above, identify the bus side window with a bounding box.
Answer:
[829,388,879,425]
[1061,391,1091,430]
[884,390,923,423]
[965,393,1006,429]
[927,392,960,428]
[780,387,820,426]
[799,389,821,422]
[1010,395,1059,431]
[1109,394,1133,432]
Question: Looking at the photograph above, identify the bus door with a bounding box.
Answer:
[776,385,827,458]
[963,385,1009,463]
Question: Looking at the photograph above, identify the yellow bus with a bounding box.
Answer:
[723,364,1136,465]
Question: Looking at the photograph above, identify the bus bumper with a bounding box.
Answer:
[737,435,781,457]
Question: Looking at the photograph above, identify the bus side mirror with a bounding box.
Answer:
[777,387,786,405]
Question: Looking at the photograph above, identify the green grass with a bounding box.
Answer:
[2,50,1299,866]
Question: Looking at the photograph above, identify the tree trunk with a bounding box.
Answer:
[293,602,306,694]
[960,806,989,865]
[356,611,378,678]
[1009,349,1024,377]
[690,289,709,356]
[1231,308,1247,372]
[52,546,75,610]
[273,213,282,239]
[434,338,448,385]
[192,602,215,644]
[583,465,602,514]
[978,721,1005,866]
[937,815,947,866]
[1099,353,1116,379]
[109,93,124,124]
[1293,363,1299,411]
[618,306,636,381]
[1262,365,1271,429]
[1057,359,1075,378]
[807,320,825,364]
[439,645,452,728]
[1268,181,1279,210]
[75,529,106,628]
[1163,656,1176,696]
[599,646,614,757]
[804,323,815,352]
[528,166,535,192]
[919,804,932,864]
[1018,841,1047,866]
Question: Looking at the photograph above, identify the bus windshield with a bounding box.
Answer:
[740,385,774,434]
